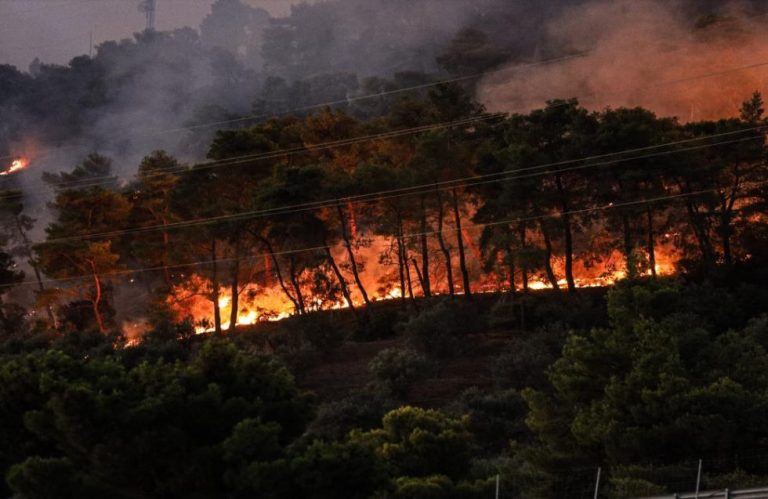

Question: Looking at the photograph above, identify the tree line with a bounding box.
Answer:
[0,85,765,334]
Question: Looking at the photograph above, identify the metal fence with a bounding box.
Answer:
[640,486,768,499]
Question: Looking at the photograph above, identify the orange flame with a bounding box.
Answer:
[0,158,29,176]
[166,228,682,333]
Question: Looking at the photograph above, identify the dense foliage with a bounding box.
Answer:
[3,275,768,497]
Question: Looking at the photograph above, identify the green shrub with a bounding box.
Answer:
[307,389,393,441]
[354,308,404,341]
[453,388,528,453]
[493,326,566,391]
[607,477,666,498]
[368,348,433,400]
[703,469,768,490]
[488,298,518,330]
[270,314,346,370]
[392,475,494,499]
[401,299,486,358]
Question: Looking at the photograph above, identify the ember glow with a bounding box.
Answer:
[0,158,29,176]
[169,237,681,334]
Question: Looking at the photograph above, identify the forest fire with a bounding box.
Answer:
[0,158,29,176]
[170,242,681,334]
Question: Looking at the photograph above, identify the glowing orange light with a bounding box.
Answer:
[165,237,682,334]
[0,158,29,176]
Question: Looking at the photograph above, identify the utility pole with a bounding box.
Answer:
[138,0,156,31]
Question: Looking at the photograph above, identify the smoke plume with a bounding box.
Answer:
[477,0,768,121]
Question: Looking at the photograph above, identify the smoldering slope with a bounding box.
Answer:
[1,0,762,331]
[477,0,768,121]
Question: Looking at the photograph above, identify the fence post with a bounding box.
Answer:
[593,467,601,499]
[495,474,500,499]
[694,459,702,499]
[724,488,729,499]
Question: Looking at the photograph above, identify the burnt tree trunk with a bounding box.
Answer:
[682,193,715,265]
[325,246,357,316]
[404,253,416,304]
[451,188,472,297]
[395,214,407,306]
[211,240,222,334]
[435,185,454,295]
[720,190,739,267]
[541,223,560,291]
[555,175,575,293]
[411,258,427,296]
[419,195,431,297]
[505,243,516,294]
[646,206,657,277]
[257,235,301,314]
[288,255,306,315]
[622,213,634,273]
[15,216,56,326]
[228,256,240,331]
[519,223,529,292]
[337,202,370,305]
[88,260,106,333]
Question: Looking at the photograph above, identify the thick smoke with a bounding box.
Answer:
[0,0,765,328]
[477,0,768,121]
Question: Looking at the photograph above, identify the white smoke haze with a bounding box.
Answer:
[478,0,768,121]
[0,0,765,330]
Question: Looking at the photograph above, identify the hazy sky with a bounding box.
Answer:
[0,0,302,70]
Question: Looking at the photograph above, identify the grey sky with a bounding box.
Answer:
[0,0,301,70]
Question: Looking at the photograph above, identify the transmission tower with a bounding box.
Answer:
[138,0,156,31]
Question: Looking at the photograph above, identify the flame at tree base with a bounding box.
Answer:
[168,246,679,334]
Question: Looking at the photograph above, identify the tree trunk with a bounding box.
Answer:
[337,203,370,305]
[451,188,472,297]
[435,185,454,295]
[211,240,222,334]
[395,214,407,306]
[505,243,516,294]
[404,251,416,303]
[646,207,657,278]
[88,260,106,333]
[258,236,301,314]
[541,223,560,291]
[161,219,174,295]
[411,258,427,296]
[555,175,576,293]
[720,186,740,267]
[721,211,733,266]
[228,258,240,331]
[325,246,357,316]
[288,255,306,315]
[622,213,634,274]
[419,195,431,297]
[684,199,715,264]
[15,216,57,326]
[519,223,529,292]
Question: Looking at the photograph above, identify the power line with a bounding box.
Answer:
[0,112,506,200]
[4,52,768,170]
[0,52,586,163]
[34,128,767,245]
[3,54,767,197]
[9,178,765,291]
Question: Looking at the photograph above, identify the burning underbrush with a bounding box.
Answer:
[165,235,681,334]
